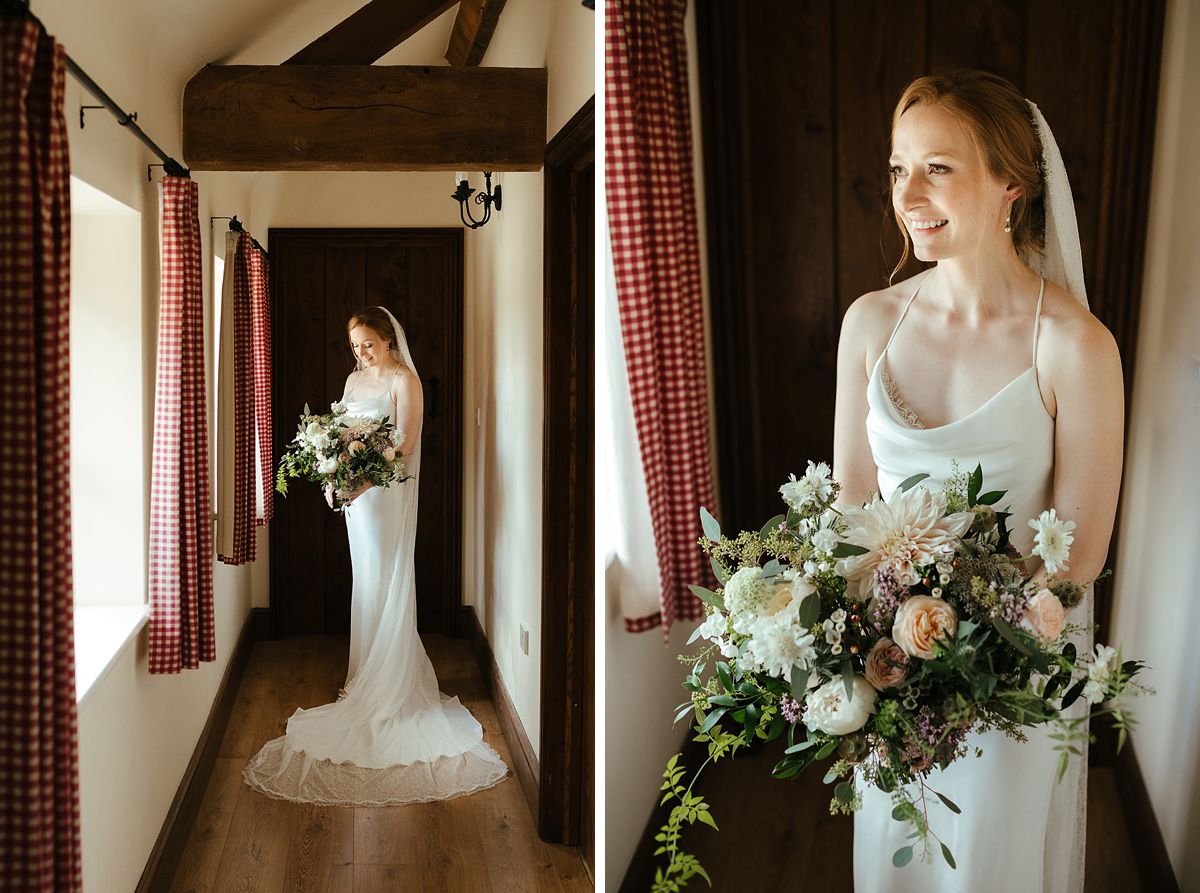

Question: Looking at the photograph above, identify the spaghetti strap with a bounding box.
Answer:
[1031,276,1046,391]
[882,272,930,356]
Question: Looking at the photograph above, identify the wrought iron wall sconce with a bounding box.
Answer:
[452,171,502,229]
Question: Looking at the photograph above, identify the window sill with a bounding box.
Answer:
[74,604,149,708]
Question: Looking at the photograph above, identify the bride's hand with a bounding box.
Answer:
[341,482,373,506]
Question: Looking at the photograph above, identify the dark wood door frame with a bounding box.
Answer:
[539,96,595,851]
[267,227,465,640]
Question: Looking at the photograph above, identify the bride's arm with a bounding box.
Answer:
[1041,312,1125,584]
[833,295,882,507]
[390,369,424,457]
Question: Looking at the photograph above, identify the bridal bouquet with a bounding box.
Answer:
[652,461,1148,890]
[275,401,409,510]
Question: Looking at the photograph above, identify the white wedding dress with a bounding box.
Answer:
[852,271,1089,892]
[244,345,508,805]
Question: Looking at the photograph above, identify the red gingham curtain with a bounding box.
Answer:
[218,232,273,565]
[148,176,215,674]
[0,19,82,889]
[605,0,715,636]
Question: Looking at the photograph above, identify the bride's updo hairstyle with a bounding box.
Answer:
[346,306,396,352]
[889,69,1046,280]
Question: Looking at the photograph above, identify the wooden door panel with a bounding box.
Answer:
[270,228,464,638]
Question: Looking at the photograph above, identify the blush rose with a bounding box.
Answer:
[864,637,909,690]
[1020,588,1066,643]
[892,595,958,659]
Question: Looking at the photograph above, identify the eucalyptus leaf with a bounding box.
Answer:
[841,657,855,701]
[977,490,1005,505]
[762,558,783,580]
[759,513,786,540]
[700,505,721,542]
[897,473,929,493]
[831,542,870,558]
[815,739,839,760]
[688,584,725,611]
[893,846,914,868]
[940,842,957,869]
[834,781,854,804]
[933,790,962,814]
[891,804,908,821]
[710,555,731,586]
[790,664,812,700]
[686,623,705,646]
[797,593,822,628]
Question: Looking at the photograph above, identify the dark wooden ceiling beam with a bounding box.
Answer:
[182,64,547,171]
[445,0,508,67]
[286,0,459,65]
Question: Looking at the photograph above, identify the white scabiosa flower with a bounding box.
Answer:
[779,461,835,511]
[1028,509,1076,574]
[742,610,816,678]
[1083,644,1119,704]
[811,527,839,554]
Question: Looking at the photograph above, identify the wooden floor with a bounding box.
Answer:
[169,635,592,893]
[621,733,1143,891]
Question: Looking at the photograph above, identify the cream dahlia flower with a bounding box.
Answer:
[835,486,974,602]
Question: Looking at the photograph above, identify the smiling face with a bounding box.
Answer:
[348,324,392,370]
[889,103,1018,263]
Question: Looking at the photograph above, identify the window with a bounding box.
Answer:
[69,175,148,702]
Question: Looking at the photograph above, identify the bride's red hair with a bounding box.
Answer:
[889,69,1046,282]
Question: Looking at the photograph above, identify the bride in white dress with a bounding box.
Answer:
[833,71,1124,892]
[244,305,507,805]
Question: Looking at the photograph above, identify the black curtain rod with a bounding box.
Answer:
[211,215,268,257]
[2,0,189,178]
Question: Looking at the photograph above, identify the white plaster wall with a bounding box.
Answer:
[1111,0,1200,888]
[35,3,259,889]
[603,3,711,886]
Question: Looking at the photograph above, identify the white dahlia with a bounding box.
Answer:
[835,486,974,602]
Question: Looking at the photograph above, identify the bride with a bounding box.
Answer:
[833,71,1123,891]
[243,305,507,805]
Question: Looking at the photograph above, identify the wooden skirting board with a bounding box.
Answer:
[462,604,541,822]
[135,607,260,892]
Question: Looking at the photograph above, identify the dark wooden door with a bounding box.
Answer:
[269,228,464,637]
[540,98,594,864]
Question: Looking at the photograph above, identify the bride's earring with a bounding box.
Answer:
[1004,206,1012,234]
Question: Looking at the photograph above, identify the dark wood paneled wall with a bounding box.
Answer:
[693,1,1172,888]
[696,0,1165,640]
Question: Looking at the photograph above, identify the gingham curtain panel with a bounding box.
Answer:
[148,176,215,674]
[0,19,83,890]
[605,0,716,637]
[217,232,272,566]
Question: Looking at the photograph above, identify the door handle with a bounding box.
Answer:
[429,376,441,419]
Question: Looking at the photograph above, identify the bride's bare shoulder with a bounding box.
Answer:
[1037,279,1122,378]
[840,270,929,364]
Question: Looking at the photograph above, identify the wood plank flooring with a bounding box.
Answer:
[170,635,591,893]
[620,734,1144,891]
